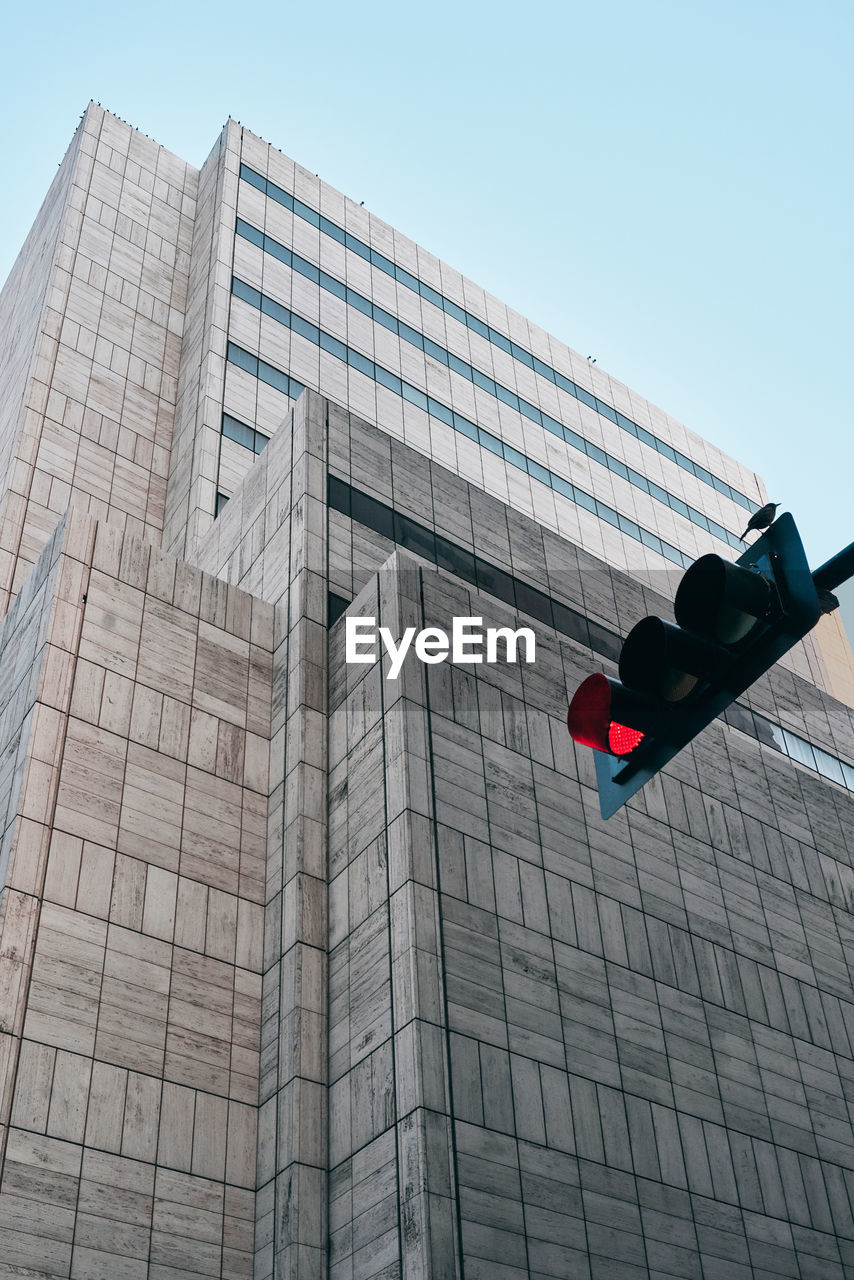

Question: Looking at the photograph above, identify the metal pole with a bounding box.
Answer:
[813,542,854,593]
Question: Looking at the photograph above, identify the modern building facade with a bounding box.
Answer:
[0,102,854,1278]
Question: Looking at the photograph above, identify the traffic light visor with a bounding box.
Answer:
[567,673,646,757]
[675,554,772,644]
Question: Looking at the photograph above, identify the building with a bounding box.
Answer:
[0,101,853,1278]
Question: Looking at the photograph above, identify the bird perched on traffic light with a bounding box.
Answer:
[740,502,780,541]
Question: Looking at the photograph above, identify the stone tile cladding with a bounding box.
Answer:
[0,506,273,1278]
[191,389,854,1278]
[0,105,197,613]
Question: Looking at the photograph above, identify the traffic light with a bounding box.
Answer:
[568,514,828,818]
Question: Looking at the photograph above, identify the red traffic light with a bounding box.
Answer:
[567,673,647,758]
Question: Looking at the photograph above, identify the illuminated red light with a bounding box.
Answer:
[607,722,645,756]
[567,673,646,759]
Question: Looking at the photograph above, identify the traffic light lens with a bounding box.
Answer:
[567,674,648,758]
[608,722,645,755]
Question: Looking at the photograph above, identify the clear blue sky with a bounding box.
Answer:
[1,0,852,574]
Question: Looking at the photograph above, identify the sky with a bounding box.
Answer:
[0,0,852,584]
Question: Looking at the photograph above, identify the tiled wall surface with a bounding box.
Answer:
[188,390,854,1278]
[0,105,197,614]
[0,508,273,1278]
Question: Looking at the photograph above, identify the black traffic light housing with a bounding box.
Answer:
[568,514,825,818]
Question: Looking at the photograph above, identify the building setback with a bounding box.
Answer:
[0,102,853,1278]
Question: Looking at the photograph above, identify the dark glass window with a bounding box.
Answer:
[448,353,472,379]
[293,254,319,284]
[479,430,503,457]
[239,163,266,192]
[347,289,372,317]
[528,460,551,487]
[395,266,419,291]
[427,398,453,426]
[265,238,291,265]
[232,277,262,308]
[292,315,320,344]
[320,332,348,362]
[503,445,528,472]
[424,337,448,365]
[402,383,428,410]
[399,322,424,349]
[394,513,436,561]
[371,249,395,274]
[227,343,258,375]
[435,536,476,584]
[453,414,478,441]
[327,474,351,514]
[519,400,541,425]
[373,366,402,394]
[222,414,255,450]
[420,283,443,308]
[495,384,519,410]
[328,592,350,625]
[640,529,663,554]
[345,233,370,261]
[375,308,399,334]
[475,558,516,607]
[472,369,497,395]
[587,443,608,467]
[468,315,489,339]
[293,198,319,229]
[320,216,346,245]
[236,218,264,247]
[350,489,394,540]
[261,296,289,325]
[445,300,467,324]
[258,360,289,394]
[551,602,590,647]
[587,621,621,662]
[215,491,230,515]
[347,349,374,378]
[515,582,553,625]
[319,272,346,300]
[510,342,534,369]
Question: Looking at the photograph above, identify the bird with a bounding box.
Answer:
[740,501,780,541]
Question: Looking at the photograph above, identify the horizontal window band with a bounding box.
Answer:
[229,280,745,569]
[328,475,854,796]
[222,411,269,455]
[238,163,757,516]
[234,223,743,554]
